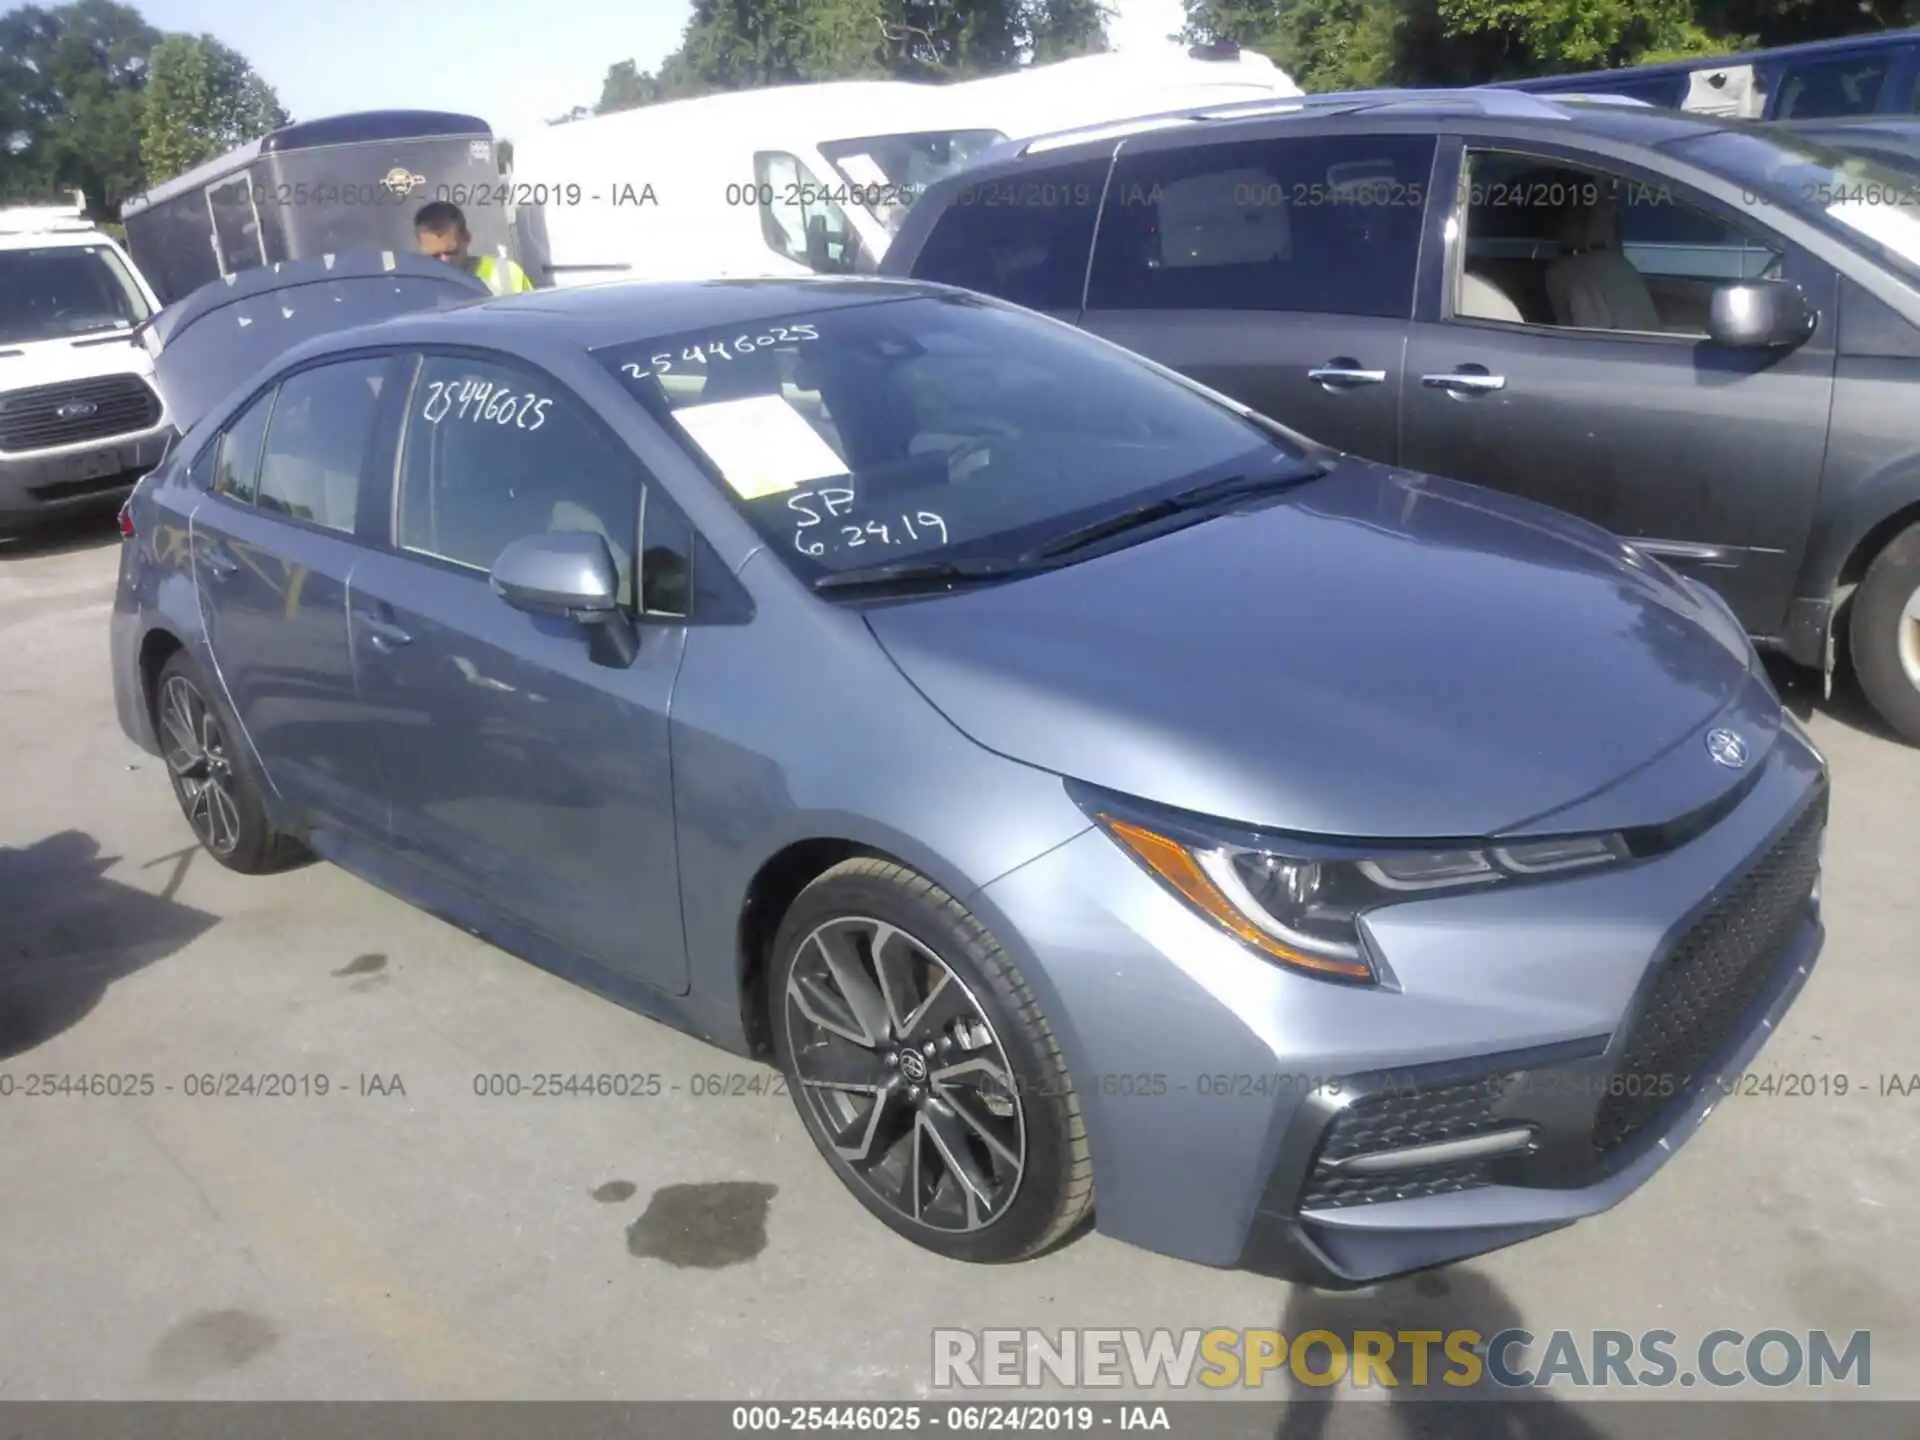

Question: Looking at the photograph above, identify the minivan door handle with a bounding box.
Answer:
[200,547,240,580]
[1421,367,1506,396]
[1308,360,1387,389]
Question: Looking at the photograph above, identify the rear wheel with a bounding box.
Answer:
[153,651,307,873]
[1849,521,1920,746]
[771,858,1092,1263]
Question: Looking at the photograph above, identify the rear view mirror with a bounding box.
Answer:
[1707,279,1815,349]
[491,531,637,667]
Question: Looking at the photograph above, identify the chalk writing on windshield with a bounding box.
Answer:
[787,487,947,558]
[621,323,820,378]
[420,377,551,430]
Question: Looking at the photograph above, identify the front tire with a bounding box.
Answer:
[1850,521,1920,746]
[771,858,1093,1263]
[152,651,307,873]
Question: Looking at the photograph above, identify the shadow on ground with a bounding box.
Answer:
[0,831,219,1060]
[1267,1267,1606,1440]
[1763,653,1904,747]
[0,507,122,562]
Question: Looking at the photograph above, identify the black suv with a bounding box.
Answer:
[881,88,1920,744]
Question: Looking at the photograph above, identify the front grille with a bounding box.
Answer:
[0,374,161,453]
[1593,793,1825,1158]
[1301,1073,1508,1209]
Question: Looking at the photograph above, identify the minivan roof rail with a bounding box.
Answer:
[1013,85,1627,158]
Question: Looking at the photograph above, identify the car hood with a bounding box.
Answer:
[863,460,1766,839]
[1,329,154,386]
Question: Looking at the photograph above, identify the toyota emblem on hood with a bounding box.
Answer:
[1705,727,1749,769]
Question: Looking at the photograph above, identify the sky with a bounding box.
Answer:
[135,0,1192,145]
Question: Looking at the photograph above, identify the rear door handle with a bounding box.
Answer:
[355,613,413,650]
[201,548,240,579]
[1421,370,1506,395]
[1307,363,1387,389]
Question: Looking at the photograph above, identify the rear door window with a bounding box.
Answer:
[908,158,1110,312]
[212,389,274,504]
[1086,134,1434,318]
[255,357,390,534]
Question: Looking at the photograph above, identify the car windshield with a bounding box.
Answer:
[818,130,1008,232]
[1672,127,1920,284]
[0,244,152,345]
[595,291,1299,580]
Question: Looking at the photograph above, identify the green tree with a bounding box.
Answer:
[1023,0,1113,61]
[589,0,1113,116]
[1436,0,1725,70]
[0,0,159,215]
[141,33,286,183]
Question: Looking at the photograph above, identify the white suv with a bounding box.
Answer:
[0,200,174,538]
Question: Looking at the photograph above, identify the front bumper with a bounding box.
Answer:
[0,427,174,525]
[974,720,1827,1286]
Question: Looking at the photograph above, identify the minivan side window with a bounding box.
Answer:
[1771,53,1894,119]
[255,357,389,535]
[755,151,860,274]
[212,390,274,504]
[910,158,1110,312]
[1451,150,1783,334]
[1086,134,1434,319]
[395,354,643,609]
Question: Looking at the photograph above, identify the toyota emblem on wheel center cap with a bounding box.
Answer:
[1705,727,1749,769]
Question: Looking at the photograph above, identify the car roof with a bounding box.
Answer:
[933,89,1745,180]
[279,276,955,365]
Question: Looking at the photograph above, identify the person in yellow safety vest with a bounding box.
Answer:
[412,200,534,294]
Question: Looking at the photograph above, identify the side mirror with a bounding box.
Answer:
[1707,279,1815,349]
[805,212,856,273]
[491,530,638,666]
[491,530,619,619]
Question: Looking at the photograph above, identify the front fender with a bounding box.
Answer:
[1788,442,1920,671]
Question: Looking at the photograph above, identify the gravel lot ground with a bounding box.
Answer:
[1,515,1914,1422]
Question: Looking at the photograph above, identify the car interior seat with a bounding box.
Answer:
[1456,270,1527,324]
[1544,196,1661,332]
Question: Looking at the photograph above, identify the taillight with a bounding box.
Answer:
[117,500,135,538]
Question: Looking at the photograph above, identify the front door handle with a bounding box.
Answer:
[356,614,413,651]
[1308,361,1387,389]
[1421,369,1506,396]
[201,548,240,580]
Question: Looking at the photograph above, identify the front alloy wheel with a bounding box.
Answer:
[785,916,1026,1233]
[771,859,1093,1262]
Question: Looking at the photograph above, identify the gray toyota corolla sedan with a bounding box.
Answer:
[110,277,1828,1286]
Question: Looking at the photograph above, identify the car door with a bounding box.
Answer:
[1400,139,1838,636]
[205,176,266,278]
[1077,129,1436,463]
[189,355,399,839]
[347,350,694,996]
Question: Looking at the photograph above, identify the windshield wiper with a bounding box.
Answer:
[812,555,1040,594]
[1022,462,1329,562]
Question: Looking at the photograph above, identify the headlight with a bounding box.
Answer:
[1087,806,1629,984]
